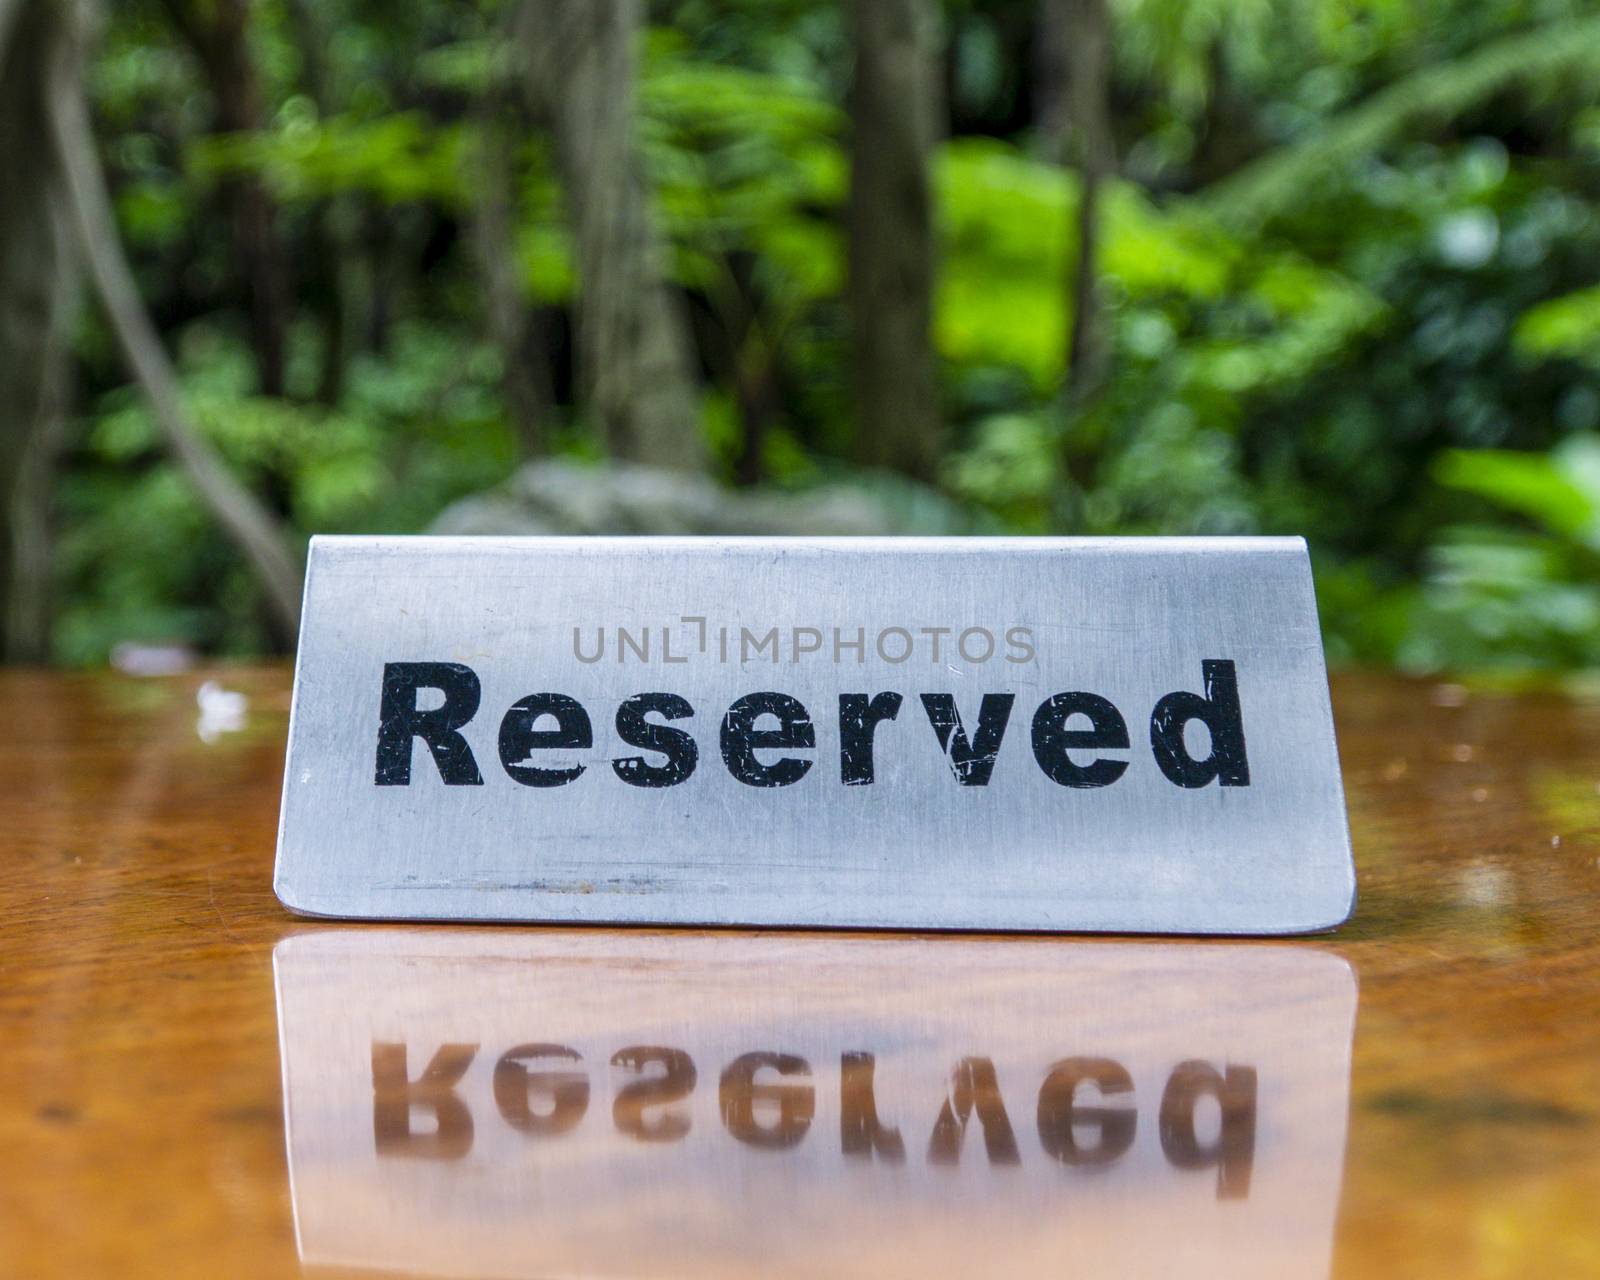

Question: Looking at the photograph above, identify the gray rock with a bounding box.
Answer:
[429,460,976,537]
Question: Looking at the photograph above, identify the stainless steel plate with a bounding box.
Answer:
[273,535,1355,932]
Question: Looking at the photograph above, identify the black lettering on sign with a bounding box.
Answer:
[611,1046,697,1143]
[372,1042,477,1160]
[1030,693,1131,788]
[927,1057,1020,1166]
[841,1051,905,1163]
[720,1052,815,1150]
[1036,1057,1136,1166]
[371,662,1261,792]
[612,693,698,788]
[1150,659,1251,788]
[1159,1060,1258,1199]
[720,692,815,787]
[838,693,903,786]
[493,1043,589,1137]
[498,693,592,788]
[919,694,1015,787]
[375,662,483,786]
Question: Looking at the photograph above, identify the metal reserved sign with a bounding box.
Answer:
[274,536,1355,933]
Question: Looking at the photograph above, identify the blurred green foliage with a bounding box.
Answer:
[1417,436,1600,670]
[58,323,517,662]
[55,0,1600,672]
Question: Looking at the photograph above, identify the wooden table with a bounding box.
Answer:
[2,666,1597,1278]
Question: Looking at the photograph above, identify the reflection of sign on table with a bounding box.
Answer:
[275,932,1357,1279]
[275,536,1355,932]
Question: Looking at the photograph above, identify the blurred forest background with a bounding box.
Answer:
[5,0,1600,673]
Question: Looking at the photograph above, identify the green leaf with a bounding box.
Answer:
[1435,444,1600,541]
[1514,284,1600,362]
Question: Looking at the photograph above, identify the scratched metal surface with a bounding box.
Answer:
[273,536,1355,932]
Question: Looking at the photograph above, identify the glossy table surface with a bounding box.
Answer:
[2,665,1598,1278]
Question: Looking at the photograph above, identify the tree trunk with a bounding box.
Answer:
[731,337,778,489]
[1035,0,1071,162]
[161,0,290,397]
[517,0,703,470]
[284,0,350,405]
[699,250,779,488]
[847,0,943,484]
[0,0,74,662]
[45,6,303,642]
[1056,0,1114,409]
[471,92,551,458]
